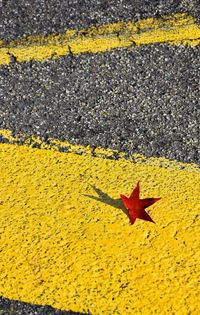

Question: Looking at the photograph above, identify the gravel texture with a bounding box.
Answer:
[1,0,200,40]
[0,44,199,165]
[0,297,90,315]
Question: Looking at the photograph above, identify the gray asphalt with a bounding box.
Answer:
[1,0,200,40]
[1,44,200,164]
[0,1,200,314]
[0,296,90,315]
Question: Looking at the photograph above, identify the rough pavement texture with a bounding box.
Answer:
[0,44,200,165]
[0,296,90,315]
[1,1,200,314]
[0,143,199,314]
[1,0,200,40]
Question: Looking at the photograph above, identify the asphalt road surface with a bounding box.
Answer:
[0,1,200,314]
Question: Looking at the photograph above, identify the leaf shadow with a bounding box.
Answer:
[83,185,129,218]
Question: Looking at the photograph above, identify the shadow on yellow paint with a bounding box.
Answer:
[84,185,129,218]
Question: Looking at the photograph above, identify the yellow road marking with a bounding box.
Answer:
[0,13,200,65]
[0,128,199,171]
[0,132,199,314]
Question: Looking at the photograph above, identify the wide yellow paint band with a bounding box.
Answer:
[0,130,199,314]
[0,13,200,65]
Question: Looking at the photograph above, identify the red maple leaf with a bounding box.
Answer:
[120,182,161,225]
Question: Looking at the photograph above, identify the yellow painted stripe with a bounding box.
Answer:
[0,132,199,314]
[0,13,200,65]
[0,128,199,172]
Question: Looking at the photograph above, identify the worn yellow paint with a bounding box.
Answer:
[0,128,199,172]
[0,133,199,314]
[0,13,200,65]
